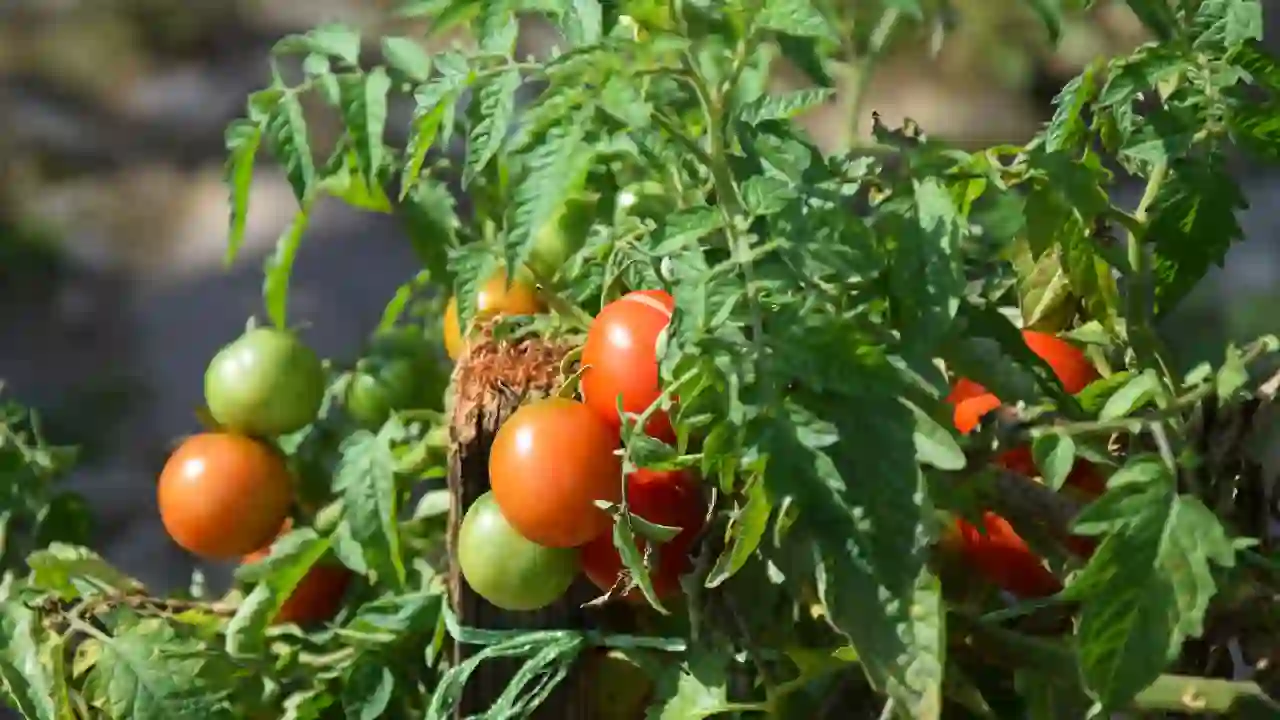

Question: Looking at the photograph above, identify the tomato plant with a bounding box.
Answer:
[457,492,580,612]
[489,397,622,548]
[6,1,1280,719]
[204,326,327,437]
[243,521,353,626]
[581,290,677,442]
[580,469,705,599]
[156,432,294,559]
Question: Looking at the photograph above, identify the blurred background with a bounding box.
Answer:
[0,0,1276,597]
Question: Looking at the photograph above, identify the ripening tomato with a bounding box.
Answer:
[243,521,352,626]
[442,270,544,361]
[457,492,580,611]
[158,433,294,559]
[946,329,1098,404]
[581,290,677,443]
[954,512,1063,599]
[580,469,705,600]
[489,397,623,548]
[204,327,327,437]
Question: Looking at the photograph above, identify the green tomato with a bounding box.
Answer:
[204,327,326,437]
[457,492,579,612]
[614,181,677,223]
[345,356,421,429]
[526,194,598,282]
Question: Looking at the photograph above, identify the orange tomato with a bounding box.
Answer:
[581,290,677,443]
[243,521,352,626]
[158,433,293,559]
[489,397,623,548]
[946,329,1098,403]
[443,270,544,360]
[580,469,705,600]
[955,512,1063,599]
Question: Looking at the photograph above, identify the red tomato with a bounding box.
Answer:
[946,329,1099,403]
[580,469,705,600]
[157,433,294,559]
[489,397,623,548]
[243,523,352,626]
[581,290,677,443]
[955,512,1062,599]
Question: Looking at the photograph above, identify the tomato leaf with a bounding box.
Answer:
[644,645,732,720]
[342,658,395,720]
[337,67,391,192]
[755,0,838,42]
[905,399,966,471]
[26,544,145,600]
[0,601,70,720]
[333,428,407,588]
[705,478,771,588]
[1031,432,1075,490]
[560,0,604,46]
[262,202,312,330]
[83,619,232,719]
[262,87,316,205]
[463,67,521,187]
[223,119,262,266]
[400,52,473,199]
[275,24,362,66]
[227,529,332,656]
[1067,457,1236,710]
[381,37,433,82]
[503,119,593,283]
[1098,370,1161,421]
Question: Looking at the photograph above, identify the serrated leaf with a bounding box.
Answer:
[400,61,473,199]
[504,120,592,279]
[1069,458,1236,710]
[1099,370,1160,420]
[1148,155,1247,314]
[334,428,406,587]
[84,620,229,719]
[890,178,965,360]
[645,647,731,720]
[27,544,145,600]
[705,479,771,588]
[757,0,838,41]
[381,37,433,82]
[227,529,332,655]
[262,202,312,330]
[1192,0,1263,51]
[264,92,317,203]
[223,120,262,266]
[740,87,834,124]
[464,67,522,186]
[0,602,70,720]
[338,68,391,190]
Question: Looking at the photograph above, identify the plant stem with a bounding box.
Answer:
[845,9,902,147]
[1124,160,1178,399]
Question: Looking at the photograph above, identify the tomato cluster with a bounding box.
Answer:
[947,329,1104,599]
[157,327,352,626]
[451,285,706,612]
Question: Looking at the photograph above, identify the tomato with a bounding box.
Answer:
[489,397,623,548]
[580,469,705,599]
[345,356,423,429]
[443,270,544,361]
[946,329,1098,403]
[581,290,677,443]
[157,433,294,559]
[204,327,326,437]
[243,521,352,626]
[526,195,597,282]
[954,512,1062,599]
[457,492,580,611]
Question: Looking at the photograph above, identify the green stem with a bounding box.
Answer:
[1124,160,1178,399]
[845,9,902,147]
[1133,674,1279,714]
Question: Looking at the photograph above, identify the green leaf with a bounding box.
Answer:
[1031,433,1075,490]
[740,87,834,124]
[0,602,71,720]
[645,646,731,720]
[381,37,433,82]
[1122,0,1180,41]
[504,119,593,280]
[705,479,772,588]
[1192,0,1263,51]
[227,529,333,655]
[756,0,838,41]
[1021,0,1064,43]
[1069,458,1236,710]
[320,150,392,212]
[1060,232,1120,330]
[464,67,522,186]
[338,68,392,190]
[889,178,965,360]
[561,0,604,45]
[264,91,317,204]
[262,202,312,330]
[1099,370,1160,421]
[906,400,966,471]
[1044,61,1102,153]
[400,57,473,199]
[774,33,834,87]
[27,543,145,600]
[223,120,262,266]
[334,428,406,587]
[342,658,395,720]
[84,619,231,719]
[276,24,362,66]
[1148,156,1247,314]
